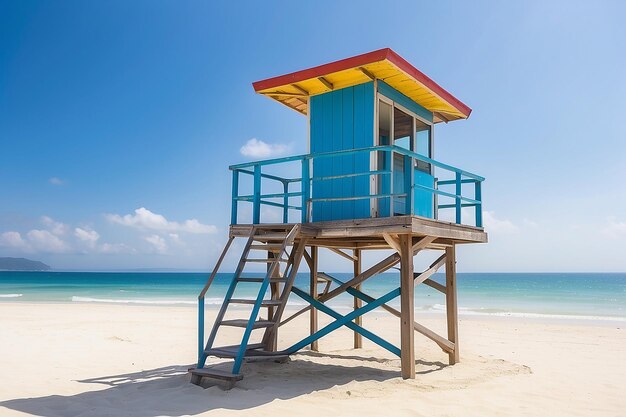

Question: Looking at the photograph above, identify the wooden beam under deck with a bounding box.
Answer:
[353,248,362,349]
[445,245,460,364]
[309,246,319,352]
[399,234,415,379]
[230,215,487,248]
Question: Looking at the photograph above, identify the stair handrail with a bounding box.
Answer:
[197,236,235,363]
[231,224,301,373]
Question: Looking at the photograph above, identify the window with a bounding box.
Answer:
[415,118,431,173]
[393,107,413,150]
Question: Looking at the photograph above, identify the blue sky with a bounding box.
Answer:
[1,1,625,272]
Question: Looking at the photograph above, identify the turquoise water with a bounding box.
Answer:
[1,271,625,321]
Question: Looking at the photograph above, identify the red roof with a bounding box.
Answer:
[252,48,471,121]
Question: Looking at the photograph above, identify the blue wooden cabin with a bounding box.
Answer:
[231,48,483,228]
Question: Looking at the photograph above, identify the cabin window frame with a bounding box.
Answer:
[372,93,434,217]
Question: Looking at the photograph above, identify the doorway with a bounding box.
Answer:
[374,95,433,218]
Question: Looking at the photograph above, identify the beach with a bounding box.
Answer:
[1,302,624,417]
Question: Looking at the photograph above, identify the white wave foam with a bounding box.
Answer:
[410,304,626,322]
[419,303,626,322]
[0,293,23,298]
[461,309,626,322]
[70,296,310,307]
[72,296,196,305]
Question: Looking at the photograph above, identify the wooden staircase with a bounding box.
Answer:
[190,224,305,388]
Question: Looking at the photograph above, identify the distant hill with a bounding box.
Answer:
[0,257,51,271]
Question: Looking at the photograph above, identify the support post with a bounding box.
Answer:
[445,245,459,364]
[353,248,362,349]
[309,246,319,351]
[399,234,415,379]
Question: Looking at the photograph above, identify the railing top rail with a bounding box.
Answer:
[230,154,307,170]
[229,145,484,182]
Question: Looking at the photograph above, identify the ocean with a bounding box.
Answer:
[1,271,625,322]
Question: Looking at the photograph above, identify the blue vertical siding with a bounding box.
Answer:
[354,83,374,218]
[310,81,435,222]
[310,82,374,222]
[341,87,355,219]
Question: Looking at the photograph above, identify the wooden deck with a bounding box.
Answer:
[230,215,487,250]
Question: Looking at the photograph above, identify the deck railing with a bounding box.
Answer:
[229,145,484,227]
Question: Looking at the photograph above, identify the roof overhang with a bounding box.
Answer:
[252,48,472,123]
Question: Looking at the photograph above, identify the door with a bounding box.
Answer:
[375,96,434,218]
[414,118,434,218]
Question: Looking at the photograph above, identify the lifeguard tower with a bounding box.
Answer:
[190,48,487,388]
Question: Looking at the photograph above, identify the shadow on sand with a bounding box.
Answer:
[0,354,450,417]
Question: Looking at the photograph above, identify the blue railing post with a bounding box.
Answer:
[455,172,462,224]
[197,298,205,365]
[231,170,239,225]
[433,178,439,220]
[475,181,483,227]
[386,149,393,216]
[283,181,289,223]
[405,154,414,215]
[301,158,310,223]
[253,165,261,224]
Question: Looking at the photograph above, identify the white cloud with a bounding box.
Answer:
[483,211,519,234]
[0,231,29,250]
[25,229,69,253]
[602,217,626,238]
[523,218,539,228]
[145,234,168,254]
[1,229,69,253]
[99,242,135,254]
[41,216,69,236]
[106,207,216,234]
[169,233,184,245]
[240,138,291,158]
[49,177,64,186]
[0,222,135,255]
[74,227,100,247]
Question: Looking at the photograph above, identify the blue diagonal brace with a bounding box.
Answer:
[287,286,401,356]
[322,273,387,306]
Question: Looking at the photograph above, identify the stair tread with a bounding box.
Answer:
[249,244,284,251]
[237,277,286,283]
[209,342,265,352]
[204,343,263,356]
[189,368,243,381]
[220,319,275,328]
[205,346,288,359]
[245,258,289,263]
[253,234,291,240]
[230,298,283,306]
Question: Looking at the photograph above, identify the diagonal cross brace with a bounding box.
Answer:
[286,287,401,356]
[322,270,454,354]
[290,286,401,356]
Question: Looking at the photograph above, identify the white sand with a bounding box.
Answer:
[0,303,624,417]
